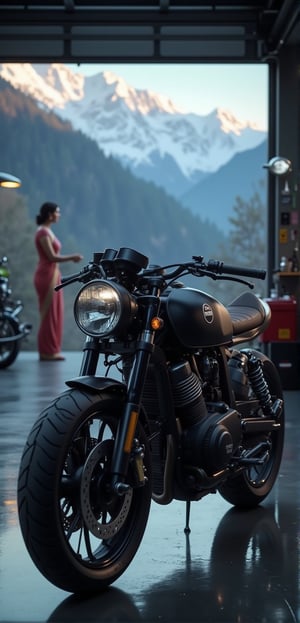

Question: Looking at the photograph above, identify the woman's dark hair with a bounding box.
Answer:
[36,201,58,226]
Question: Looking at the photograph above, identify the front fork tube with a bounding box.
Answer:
[111,298,159,494]
[79,336,100,375]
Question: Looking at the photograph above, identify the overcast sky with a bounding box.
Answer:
[67,62,268,130]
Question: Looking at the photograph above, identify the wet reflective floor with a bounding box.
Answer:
[0,352,299,623]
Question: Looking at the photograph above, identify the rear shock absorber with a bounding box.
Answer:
[245,351,274,415]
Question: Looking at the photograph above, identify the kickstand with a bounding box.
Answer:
[184,500,191,534]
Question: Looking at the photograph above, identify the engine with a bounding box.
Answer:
[181,407,241,474]
[169,360,241,475]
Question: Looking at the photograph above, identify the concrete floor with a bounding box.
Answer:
[0,351,299,623]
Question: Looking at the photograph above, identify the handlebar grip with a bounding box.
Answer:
[207,260,266,280]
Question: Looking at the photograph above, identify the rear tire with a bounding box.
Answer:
[218,357,284,508]
[18,388,151,593]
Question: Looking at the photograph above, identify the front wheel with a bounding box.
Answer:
[0,317,20,368]
[218,357,284,508]
[17,389,152,594]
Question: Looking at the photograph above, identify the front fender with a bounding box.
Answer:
[0,311,19,330]
[66,375,127,395]
[0,313,29,343]
[65,375,151,434]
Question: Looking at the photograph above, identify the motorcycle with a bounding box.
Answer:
[17,247,284,594]
[0,256,32,368]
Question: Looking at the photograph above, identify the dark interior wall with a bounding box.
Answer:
[275,44,300,335]
[278,45,300,199]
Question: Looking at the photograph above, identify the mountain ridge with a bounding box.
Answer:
[0,63,267,197]
[182,140,268,232]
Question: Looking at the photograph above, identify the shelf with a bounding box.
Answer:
[278,272,300,276]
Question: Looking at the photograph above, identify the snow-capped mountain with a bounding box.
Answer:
[0,63,267,198]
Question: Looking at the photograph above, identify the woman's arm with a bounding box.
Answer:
[39,234,83,263]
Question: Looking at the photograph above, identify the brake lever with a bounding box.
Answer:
[55,262,103,291]
[55,276,78,291]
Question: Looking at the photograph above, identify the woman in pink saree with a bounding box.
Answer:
[34,202,83,361]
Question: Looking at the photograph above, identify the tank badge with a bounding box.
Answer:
[202,303,214,324]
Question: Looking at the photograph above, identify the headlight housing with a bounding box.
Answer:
[74,280,137,337]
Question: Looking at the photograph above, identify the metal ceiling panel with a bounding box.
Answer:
[0,1,299,63]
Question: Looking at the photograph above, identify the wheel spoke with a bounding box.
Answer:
[76,525,83,554]
[83,525,96,561]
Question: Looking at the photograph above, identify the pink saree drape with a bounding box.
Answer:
[34,228,64,357]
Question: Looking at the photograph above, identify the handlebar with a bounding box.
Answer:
[206,260,266,280]
[56,251,267,292]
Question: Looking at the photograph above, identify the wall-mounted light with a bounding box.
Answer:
[263,157,292,176]
[0,171,22,188]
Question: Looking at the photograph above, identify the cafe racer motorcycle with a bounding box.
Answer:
[17,247,284,594]
[0,256,31,368]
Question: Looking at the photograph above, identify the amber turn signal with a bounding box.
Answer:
[151,316,164,330]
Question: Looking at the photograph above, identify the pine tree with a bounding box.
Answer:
[212,185,268,302]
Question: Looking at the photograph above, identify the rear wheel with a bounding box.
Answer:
[18,389,151,593]
[218,358,284,508]
[0,317,19,368]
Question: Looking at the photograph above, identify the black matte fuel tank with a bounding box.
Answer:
[166,287,233,348]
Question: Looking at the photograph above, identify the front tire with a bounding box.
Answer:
[17,389,151,594]
[218,357,284,508]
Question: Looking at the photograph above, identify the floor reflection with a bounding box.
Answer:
[0,354,299,623]
[48,505,297,623]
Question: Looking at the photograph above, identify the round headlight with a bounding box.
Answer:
[74,280,137,337]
